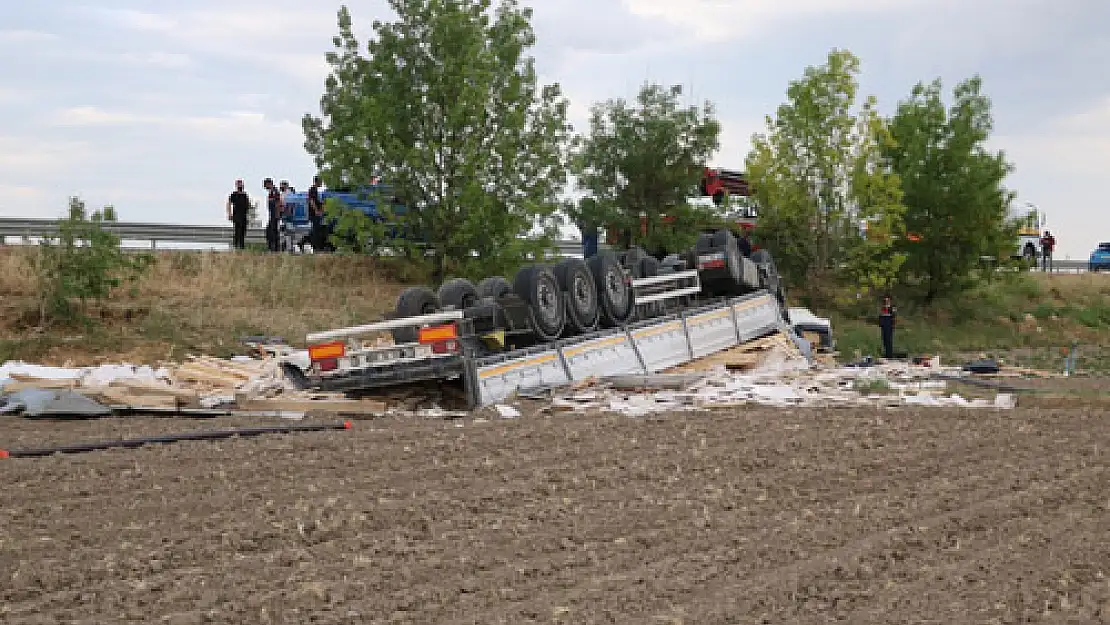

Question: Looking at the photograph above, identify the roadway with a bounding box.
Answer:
[0,216,1094,272]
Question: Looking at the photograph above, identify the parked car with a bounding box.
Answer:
[1090,242,1110,272]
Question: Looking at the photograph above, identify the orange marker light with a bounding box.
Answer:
[308,341,345,362]
[418,323,458,344]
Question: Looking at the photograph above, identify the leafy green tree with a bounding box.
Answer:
[302,1,572,282]
[33,197,153,324]
[745,49,905,294]
[572,83,721,256]
[884,76,1015,301]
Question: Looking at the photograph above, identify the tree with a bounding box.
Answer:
[33,197,153,324]
[745,49,905,294]
[884,76,1015,301]
[572,83,721,256]
[302,1,572,282]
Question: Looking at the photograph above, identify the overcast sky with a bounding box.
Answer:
[0,0,1106,257]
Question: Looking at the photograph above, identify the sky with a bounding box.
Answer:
[0,0,1107,258]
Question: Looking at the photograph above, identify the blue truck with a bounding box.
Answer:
[278,184,408,253]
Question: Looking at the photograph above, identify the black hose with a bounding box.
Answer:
[1,421,352,459]
[930,373,1037,393]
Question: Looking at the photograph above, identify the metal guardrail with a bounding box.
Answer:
[0,217,1094,271]
[0,217,589,257]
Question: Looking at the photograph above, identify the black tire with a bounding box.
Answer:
[476,276,512,299]
[554,258,599,335]
[660,254,685,274]
[391,286,440,344]
[709,229,745,296]
[512,264,565,340]
[750,249,774,266]
[621,247,647,279]
[750,249,779,292]
[437,278,479,310]
[639,255,660,278]
[588,250,634,327]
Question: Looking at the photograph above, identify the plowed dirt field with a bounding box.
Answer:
[2,406,1108,624]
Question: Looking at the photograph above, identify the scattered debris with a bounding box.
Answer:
[0,327,1032,422]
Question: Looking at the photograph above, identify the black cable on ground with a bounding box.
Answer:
[0,421,352,459]
[930,373,1040,393]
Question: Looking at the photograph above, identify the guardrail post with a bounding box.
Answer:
[679,311,694,360]
[624,328,649,374]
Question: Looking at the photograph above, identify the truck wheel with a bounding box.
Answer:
[750,249,779,292]
[713,230,745,295]
[476,276,512,299]
[660,254,685,274]
[621,247,647,279]
[391,286,440,344]
[750,249,774,267]
[554,258,599,335]
[437,278,479,310]
[588,250,634,327]
[513,264,565,341]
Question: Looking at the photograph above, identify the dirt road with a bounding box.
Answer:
[2,406,1108,624]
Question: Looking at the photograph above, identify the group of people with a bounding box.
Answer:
[225,176,326,252]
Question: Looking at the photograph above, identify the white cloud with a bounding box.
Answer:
[117,51,194,69]
[621,0,931,42]
[0,29,59,45]
[0,136,98,174]
[50,106,299,140]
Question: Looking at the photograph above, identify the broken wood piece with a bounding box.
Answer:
[92,387,179,409]
[177,362,252,382]
[172,366,244,388]
[5,374,79,389]
[108,379,201,405]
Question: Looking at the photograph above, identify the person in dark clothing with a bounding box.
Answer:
[263,178,283,252]
[879,295,897,359]
[308,175,326,252]
[226,179,251,250]
[737,230,753,257]
[1040,230,1056,272]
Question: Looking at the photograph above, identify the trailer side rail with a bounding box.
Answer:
[470,290,786,406]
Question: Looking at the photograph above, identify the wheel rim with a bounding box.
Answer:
[572,273,595,314]
[536,276,560,327]
[605,266,627,311]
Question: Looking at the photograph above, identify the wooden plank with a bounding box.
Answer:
[177,362,252,382]
[172,367,243,388]
[91,388,179,409]
[108,379,201,407]
[6,374,79,389]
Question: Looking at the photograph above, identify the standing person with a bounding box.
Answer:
[263,178,283,252]
[1040,230,1056,272]
[879,294,897,360]
[308,175,325,252]
[226,179,251,250]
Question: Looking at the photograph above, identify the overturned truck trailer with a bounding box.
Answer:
[280,229,809,409]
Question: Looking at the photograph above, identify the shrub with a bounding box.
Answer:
[32,197,154,325]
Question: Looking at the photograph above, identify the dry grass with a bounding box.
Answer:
[0,247,405,365]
